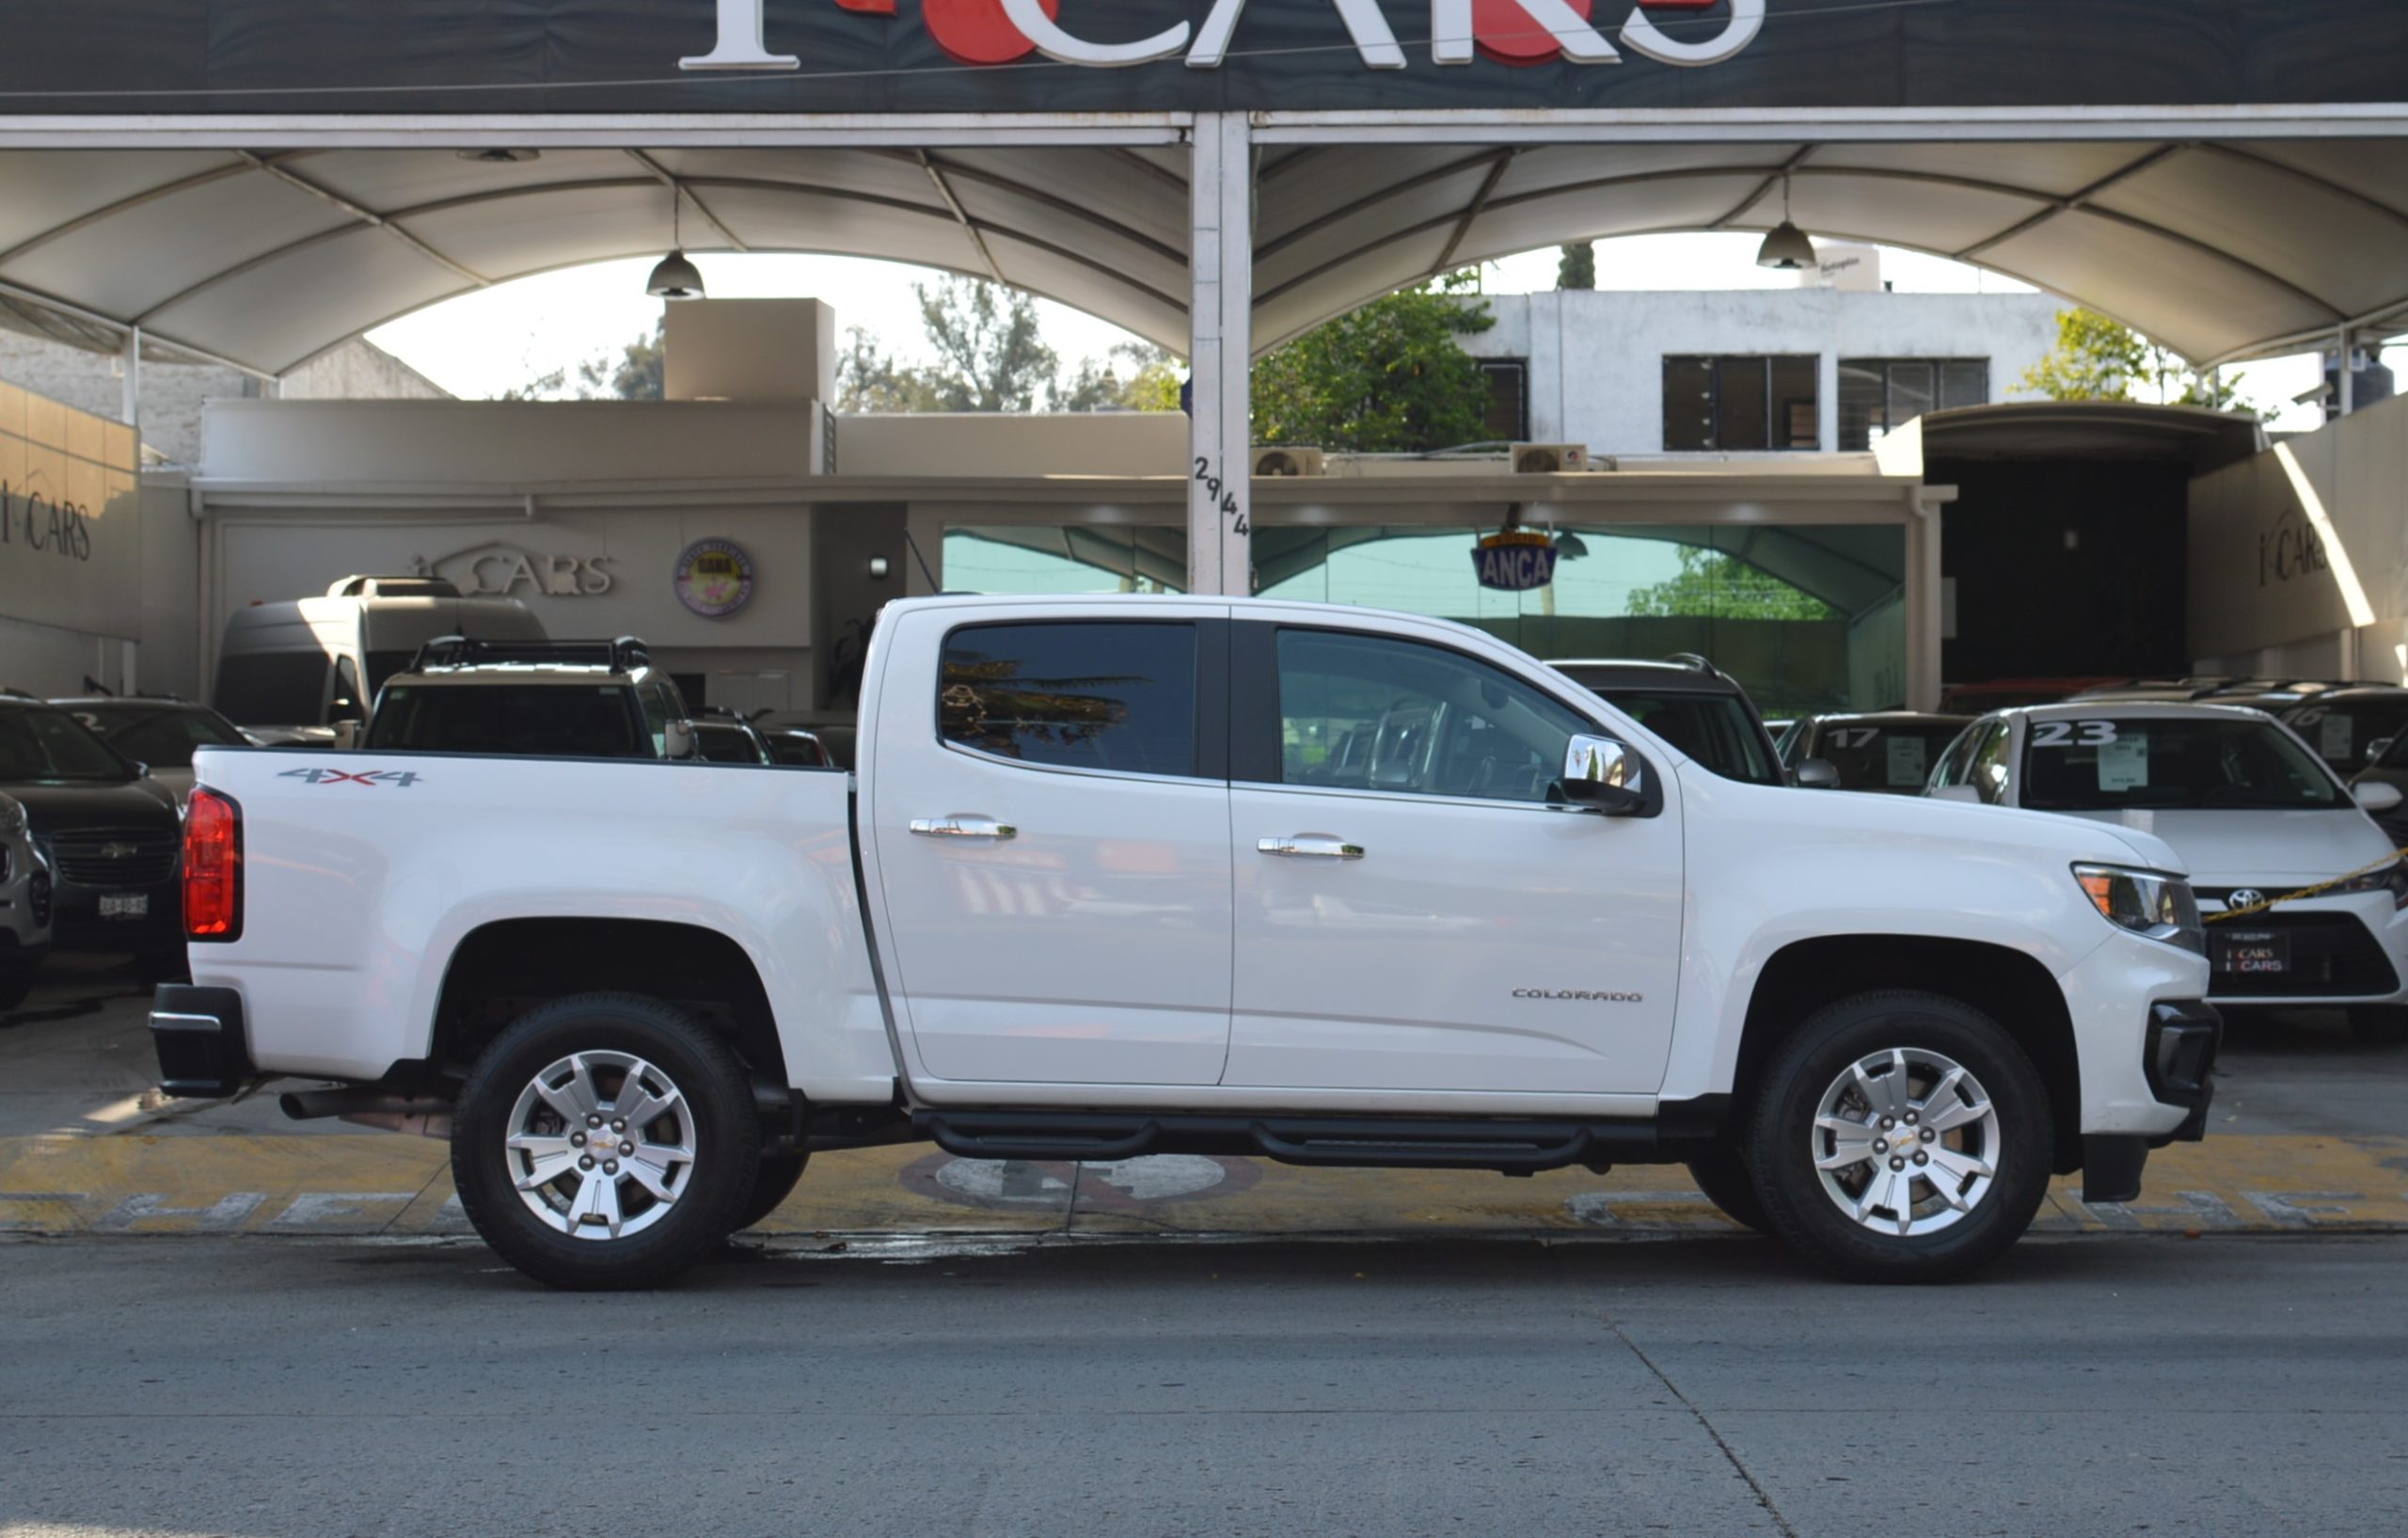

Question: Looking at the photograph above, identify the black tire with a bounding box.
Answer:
[1747,990,2052,1284]
[452,991,761,1291]
[2347,1006,2408,1045]
[734,1152,810,1231]
[1685,1147,1770,1234]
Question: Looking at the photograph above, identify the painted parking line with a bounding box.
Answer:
[2,1134,2403,1238]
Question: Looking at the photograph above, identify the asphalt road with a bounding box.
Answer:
[3,1229,2403,1538]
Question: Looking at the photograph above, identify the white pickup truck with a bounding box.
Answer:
[151,595,2220,1288]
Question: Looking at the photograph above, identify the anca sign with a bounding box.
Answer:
[1472,530,1560,592]
[684,0,1764,71]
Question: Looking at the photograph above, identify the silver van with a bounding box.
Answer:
[212,575,547,733]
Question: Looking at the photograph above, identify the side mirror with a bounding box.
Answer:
[1559,734,1644,816]
[329,721,360,750]
[664,720,699,761]
[1929,785,1983,804]
[2367,737,2393,766]
[128,759,150,779]
[1793,757,1841,789]
[2353,780,2403,814]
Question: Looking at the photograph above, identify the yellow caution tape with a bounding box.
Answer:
[2203,845,2408,924]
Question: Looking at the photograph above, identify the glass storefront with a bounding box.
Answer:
[943,522,1906,714]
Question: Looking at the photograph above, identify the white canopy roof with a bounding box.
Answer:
[3,136,2402,376]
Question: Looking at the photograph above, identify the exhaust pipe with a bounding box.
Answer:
[279,1088,453,1139]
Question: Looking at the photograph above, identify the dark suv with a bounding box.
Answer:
[0,697,182,973]
[1547,656,1786,785]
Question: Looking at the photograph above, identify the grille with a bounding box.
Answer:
[2204,910,2399,998]
[46,827,179,887]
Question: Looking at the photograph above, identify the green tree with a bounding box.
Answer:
[581,317,664,400]
[1625,547,1836,621]
[2020,306,2252,411]
[915,275,1058,411]
[1557,242,1595,290]
[1059,341,1183,412]
[1250,271,1498,452]
[836,325,943,412]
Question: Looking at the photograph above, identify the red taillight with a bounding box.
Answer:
[183,788,242,941]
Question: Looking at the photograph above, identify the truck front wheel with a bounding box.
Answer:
[452,992,761,1290]
[1746,991,2052,1283]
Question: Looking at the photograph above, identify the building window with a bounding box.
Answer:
[1477,358,1529,442]
[1662,356,1819,452]
[1837,358,1989,449]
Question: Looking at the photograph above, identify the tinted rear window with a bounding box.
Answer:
[365,685,645,758]
[1590,690,1780,785]
[940,622,1196,778]
[215,652,328,726]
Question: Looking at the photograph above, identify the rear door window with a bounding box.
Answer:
[939,622,1198,779]
[1592,690,1780,785]
[364,685,646,758]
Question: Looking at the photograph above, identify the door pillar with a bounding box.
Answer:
[1188,112,1253,596]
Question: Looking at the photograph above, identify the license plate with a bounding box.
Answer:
[99,892,149,920]
[2215,928,2289,975]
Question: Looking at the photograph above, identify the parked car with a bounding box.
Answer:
[1929,702,2408,1042]
[759,727,831,768]
[1782,712,1975,795]
[0,791,54,1010]
[214,574,546,737]
[52,696,251,809]
[2347,730,2408,849]
[689,718,771,765]
[1547,655,1787,786]
[0,697,182,977]
[361,637,696,759]
[158,595,2218,1289]
[2277,686,2408,777]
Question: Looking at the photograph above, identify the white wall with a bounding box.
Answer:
[202,400,822,484]
[2189,392,2408,680]
[836,412,1187,477]
[1463,289,2065,455]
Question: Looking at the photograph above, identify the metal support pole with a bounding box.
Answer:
[1903,497,1943,711]
[1188,113,1253,597]
[2337,327,2355,418]
[119,324,141,431]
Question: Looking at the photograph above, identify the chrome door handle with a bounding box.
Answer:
[1259,834,1364,860]
[911,816,1017,841]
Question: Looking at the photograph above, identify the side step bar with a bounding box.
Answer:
[913,1109,1675,1174]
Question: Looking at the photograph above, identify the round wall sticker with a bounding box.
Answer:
[673,537,754,618]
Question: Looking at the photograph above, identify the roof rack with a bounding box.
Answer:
[407,635,652,674]
[1660,652,1728,683]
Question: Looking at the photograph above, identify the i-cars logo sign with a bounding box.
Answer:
[684,0,1765,72]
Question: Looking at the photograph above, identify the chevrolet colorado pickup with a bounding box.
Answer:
[150,595,2220,1288]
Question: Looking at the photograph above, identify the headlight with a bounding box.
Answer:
[2329,860,2408,910]
[0,800,24,837]
[2073,864,2205,955]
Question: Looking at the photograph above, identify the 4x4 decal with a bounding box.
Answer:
[277,768,424,787]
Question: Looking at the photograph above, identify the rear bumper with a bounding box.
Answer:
[150,984,254,1099]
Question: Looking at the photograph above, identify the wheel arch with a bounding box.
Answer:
[1734,935,2083,1174]
[428,917,788,1091]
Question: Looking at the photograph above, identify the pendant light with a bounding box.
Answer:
[1754,174,1817,271]
[646,183,705,300]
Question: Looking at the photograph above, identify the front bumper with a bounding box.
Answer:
[49,881,182,950]
[150,984,253,1099]
[2082,997,2221,1203]
[2195,889,2408,1007]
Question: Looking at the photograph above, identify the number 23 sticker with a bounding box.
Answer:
[2029,720,2118,748]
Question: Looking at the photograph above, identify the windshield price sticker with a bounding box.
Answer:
[2096,734,2149,792]
[2321,713,2354,760]
[1885,734,1928,787]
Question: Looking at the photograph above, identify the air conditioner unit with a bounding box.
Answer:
[1512,443,1590,474]
[1251,446,1325,478]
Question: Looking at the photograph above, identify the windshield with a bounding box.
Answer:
[2288,699,2408,772]
[2020,716,2348,812]
[691,724,764,764]
[0,707,135,783]
[1812,720,1970,794]
[1589,690,1781,785]
[365,685,644,758]
[69,706,247,769]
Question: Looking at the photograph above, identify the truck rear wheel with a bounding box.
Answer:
[452,991,760,1290]
[1746,991,2051,1284]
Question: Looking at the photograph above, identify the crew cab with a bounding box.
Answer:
[152,596,2221,1289]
